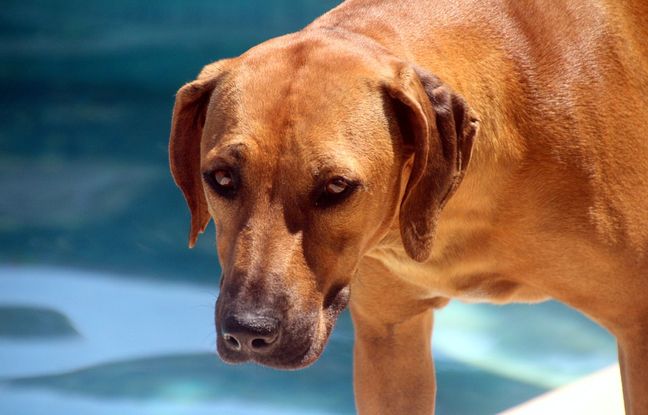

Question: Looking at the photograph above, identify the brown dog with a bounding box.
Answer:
[169,0,648,413]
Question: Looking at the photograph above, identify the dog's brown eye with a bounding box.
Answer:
[214,169,234,188]
[316,177,358,208]
[204,168,238,198]
[325,178,348,195]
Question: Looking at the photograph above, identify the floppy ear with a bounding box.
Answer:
[169,65,224,248]
[385,65,479,262]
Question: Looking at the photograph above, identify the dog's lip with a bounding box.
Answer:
[273,286,350,369]
[216,346,251,364]
[251,337,315,369]
[323,284,350,320]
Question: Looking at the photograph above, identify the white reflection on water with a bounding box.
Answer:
[0,265,217,378]
[434,302,616,387]
[0,387,336,415]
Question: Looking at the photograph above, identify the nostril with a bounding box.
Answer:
[251,337,271,350]
[223,333,241,351]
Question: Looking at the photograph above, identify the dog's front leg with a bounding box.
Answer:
[618,326,648,415]
[351,303,437,415]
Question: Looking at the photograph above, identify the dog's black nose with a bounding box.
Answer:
[221,313,280,354]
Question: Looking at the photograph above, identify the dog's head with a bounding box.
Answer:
[169,32,478,369]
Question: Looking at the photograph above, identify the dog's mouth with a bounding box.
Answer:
[216,285,350,370]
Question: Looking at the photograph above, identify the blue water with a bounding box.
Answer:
[0,1,617,414]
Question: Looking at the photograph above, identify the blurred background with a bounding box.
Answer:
[0,1,618,414]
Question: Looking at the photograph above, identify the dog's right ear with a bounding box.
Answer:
[169,62,226,248]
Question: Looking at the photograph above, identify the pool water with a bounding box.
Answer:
[0,1,617,414]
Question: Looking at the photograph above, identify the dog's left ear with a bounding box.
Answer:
[384,65,479,262]
[169,63,226,248]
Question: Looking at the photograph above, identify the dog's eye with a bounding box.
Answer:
[204,169,238,198]
[214,170,234,188]
[316,177,358,207]
[325,178,349,195]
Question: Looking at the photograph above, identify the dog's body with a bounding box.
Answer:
[170,0,648,413]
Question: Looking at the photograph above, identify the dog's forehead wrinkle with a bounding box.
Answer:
[234,40,380,119]
[241,32,373,75]
[309,147,368,180]
[208,141,248,161]
[223,142,247,158]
